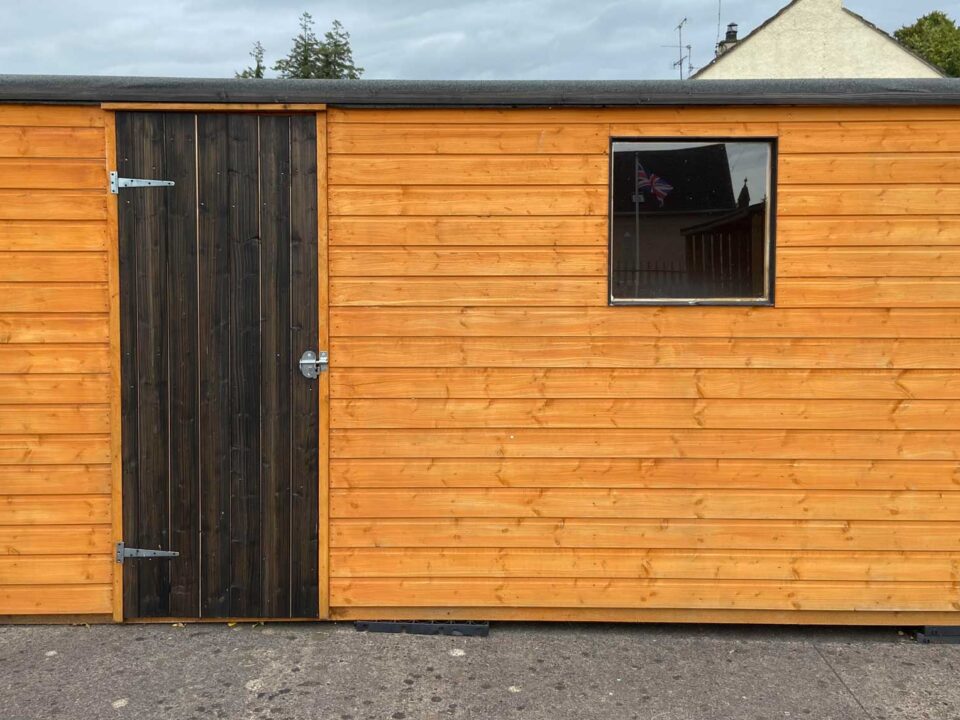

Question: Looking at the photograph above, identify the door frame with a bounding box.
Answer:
[104,104,330,622]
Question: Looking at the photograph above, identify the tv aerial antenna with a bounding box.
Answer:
[662,17,695,79]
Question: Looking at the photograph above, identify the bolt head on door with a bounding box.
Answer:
[299,350,329,379]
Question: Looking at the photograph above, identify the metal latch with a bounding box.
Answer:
[109,171,175,194]
[115,541,180,564]
[299,350,329,379]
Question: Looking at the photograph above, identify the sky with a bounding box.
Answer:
[0,0,951,80]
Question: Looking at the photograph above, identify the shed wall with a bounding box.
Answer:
[325,106,960,620]
[0,105,112,615]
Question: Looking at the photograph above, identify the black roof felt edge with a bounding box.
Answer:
[2,75,960,106]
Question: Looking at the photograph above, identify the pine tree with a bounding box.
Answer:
[273,12,325,79]
[319,20,364,79]
[895,12,960,77]
[236,41,267,79]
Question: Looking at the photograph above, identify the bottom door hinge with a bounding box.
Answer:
[115,541,180,564]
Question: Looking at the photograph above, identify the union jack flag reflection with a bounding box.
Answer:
[636,157,674,207]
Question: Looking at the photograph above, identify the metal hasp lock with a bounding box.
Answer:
[109,171,175,194]
[115,542,180,564]
[299,350,329,379]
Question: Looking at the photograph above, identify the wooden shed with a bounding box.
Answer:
[1,76,959,626]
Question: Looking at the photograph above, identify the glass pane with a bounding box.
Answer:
[610,140,773,303]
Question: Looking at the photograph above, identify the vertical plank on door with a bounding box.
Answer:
[197,114,232,618]
[289,115,320,618]
[226,114,263,617]
[164,113,201,618]
[258,115,293,617]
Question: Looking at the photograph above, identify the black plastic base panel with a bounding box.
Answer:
[355,620,490,637]
[916,626,960,644]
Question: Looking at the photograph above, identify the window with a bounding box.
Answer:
[609,138,775,305]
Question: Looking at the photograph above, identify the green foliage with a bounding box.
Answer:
[894,11,960,77]
[236,41,267,79]
[271,13,364,80]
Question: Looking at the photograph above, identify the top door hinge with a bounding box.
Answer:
[109,171,175,194]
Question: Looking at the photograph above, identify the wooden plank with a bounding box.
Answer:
[330,398,960,431]
[329,307,960,339]
[0,346,109,374]
[780,187,960,216]
[0,192,106,221]
[317,110,331,620]
[0,252,108,282]
[329,217,607,246]
[0,221,107,251]
[330,428,960,461]
[331,548,960,582]
[779,247,960,277]
[0,465,111,494]
[0,105,105,127]
[332,338,960,369]
[329,248,605,277]
[0,315,109,343]
[0,556,112,584]
[329,123,612,154]
[331,278,605,306]
[101,103,327,111]
[780,154,960,185]
[779,122,960,153]
[0,127,105,158]
[0,283,108,312]
[0,406,109,434]
[329,186,607,216]
[0,585,111,614]
[0,435,110,465]
[330,577,960,611]
[779,217,960,247]
[0,160,104,190]
[329,155,608,185]
[0,525,111,554]
[778,279,960,308]
[330,487,960,521]
[331,517,960,551]
[0,495,111,524]
[329,458,960,491]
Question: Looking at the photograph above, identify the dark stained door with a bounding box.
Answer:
[118,112,320,619]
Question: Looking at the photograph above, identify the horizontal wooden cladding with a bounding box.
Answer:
[780,187,960,216]
[0,283,108,312]
[0,160,104,190]
[0,375,110,405]
[0,465,111,494]
[329,155,608,185]
[778,122,960,154]
[0,585,111,614]
[0,127,105,159]
[0,105,105,128]
[331,368,960,401]
[330,429,960,460]
[780,154,960,185]
[0,252,108,282]
[331,487,960,521]
[0,222,107,251]
[0,524,110,554]
[331,278,960,307]
[0,346,109,374]
[779,218,960,247]
[331,338,960,369]
[329,186,606,216]
[330,458,960,491]
[0,315,108,344]
[331,399,960,431]
[330,248,605,277]
[0,435,110,465]
[0,555,111,584]
[0,495,110,524]
[0,406,109,434]
[331,517,960,551]
[330,578,960,611]
[330,217,606,246]
[778,247,960,277]
[331,308,960,339]
[0,192,106,221]
[332,548,960,582]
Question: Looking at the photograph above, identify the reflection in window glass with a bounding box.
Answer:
[609,140,774,304]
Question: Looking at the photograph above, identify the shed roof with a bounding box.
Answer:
[1,75,960,107]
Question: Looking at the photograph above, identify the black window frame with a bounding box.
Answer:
[607,136,778,307]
